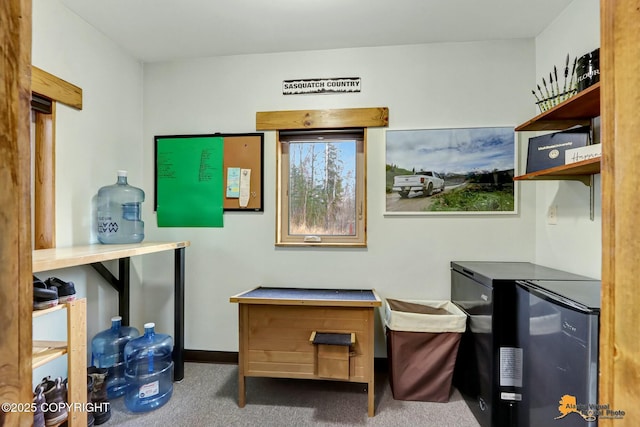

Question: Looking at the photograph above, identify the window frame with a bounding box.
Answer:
[31,66,83,249]
[255,107,389,247]
[276,129,367,247]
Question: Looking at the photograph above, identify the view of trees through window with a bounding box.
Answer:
[287,140,356,236]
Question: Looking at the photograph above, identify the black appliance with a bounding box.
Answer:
[516,279,600,427]
[450,261,593,427]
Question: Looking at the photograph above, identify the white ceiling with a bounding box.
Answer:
[58,0,573,63]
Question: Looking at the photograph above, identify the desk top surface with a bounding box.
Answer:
[33,241,190,272]
[230,286,382,307]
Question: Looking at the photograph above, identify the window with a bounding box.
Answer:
[277,129,366,247]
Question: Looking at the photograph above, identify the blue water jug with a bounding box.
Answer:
[91,316,140,399]
[124,323,174,412]
[97,170,145,244]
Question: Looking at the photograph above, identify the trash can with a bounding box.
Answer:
[383,298,467,402]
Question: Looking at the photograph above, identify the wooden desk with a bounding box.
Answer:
[230,287,382,417]
[33,241,190,380]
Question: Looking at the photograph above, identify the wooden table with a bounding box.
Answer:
[33,241,190,381]
[230,287,382,417]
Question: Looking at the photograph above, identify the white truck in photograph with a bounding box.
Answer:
[393,171,445,198]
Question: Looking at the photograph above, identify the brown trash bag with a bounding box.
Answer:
[383,298,466,403]
[386,328,462,402]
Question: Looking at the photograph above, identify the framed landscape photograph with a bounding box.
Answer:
[385,126,517,215]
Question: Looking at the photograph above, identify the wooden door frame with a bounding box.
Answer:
[599,0,640,425]
[31,66,82,249]
[0,4,82,422]
[0,1,33,425]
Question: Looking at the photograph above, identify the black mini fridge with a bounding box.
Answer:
[516,279,601,427]
[450,261,593,427]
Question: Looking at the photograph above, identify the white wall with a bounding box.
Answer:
[142,41,538,354]
[31,0,144,384]
[33,0,601,363]
[533,0,601,278]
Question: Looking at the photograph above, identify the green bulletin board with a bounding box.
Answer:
[155,135,224,227]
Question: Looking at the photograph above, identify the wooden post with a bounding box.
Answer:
[34,104,56,249]
[600,0,640,425]
[0,1,33,426]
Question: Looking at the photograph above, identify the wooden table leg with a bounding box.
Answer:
[368,379,375,417]
[367,308,375,417]
[238,372,246,408]
[238,304,247,407]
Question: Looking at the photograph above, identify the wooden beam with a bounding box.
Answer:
[0,0,33,425]
[31,65,83,110]
[256,107,388,130]
[30,68,82,250]
[600,0,640,425]
[34,104,56,249]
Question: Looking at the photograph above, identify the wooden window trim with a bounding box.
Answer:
[256,107,388,131]
[33,104,56,249]
[30,66,82,249]
[257,107,388,247]
[31,66,83,110]
[276,130,367,247]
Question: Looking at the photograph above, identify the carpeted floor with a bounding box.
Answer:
[107,362,480,426]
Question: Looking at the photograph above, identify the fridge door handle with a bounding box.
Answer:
[517,283,593,314]
[462,268,475,276]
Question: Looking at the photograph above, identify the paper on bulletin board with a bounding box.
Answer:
[239,168,251,207]
[156,136,224,227]
[226,167,240,198]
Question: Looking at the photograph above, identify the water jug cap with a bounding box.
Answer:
[144,322,155,329]
[117,170,128,177]
[111,316,122,322]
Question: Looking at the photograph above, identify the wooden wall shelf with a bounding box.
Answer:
[515,82,601,186]
[515,83,600,131]
[514,157,600,185]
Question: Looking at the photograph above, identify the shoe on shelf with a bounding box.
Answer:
[45,277,77,303]
[33,384,46,427]
[62,377,68,404]
[87,367,111,425]
[87,375,95,427]
[40,376,68,426]
[33,275,58,310]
